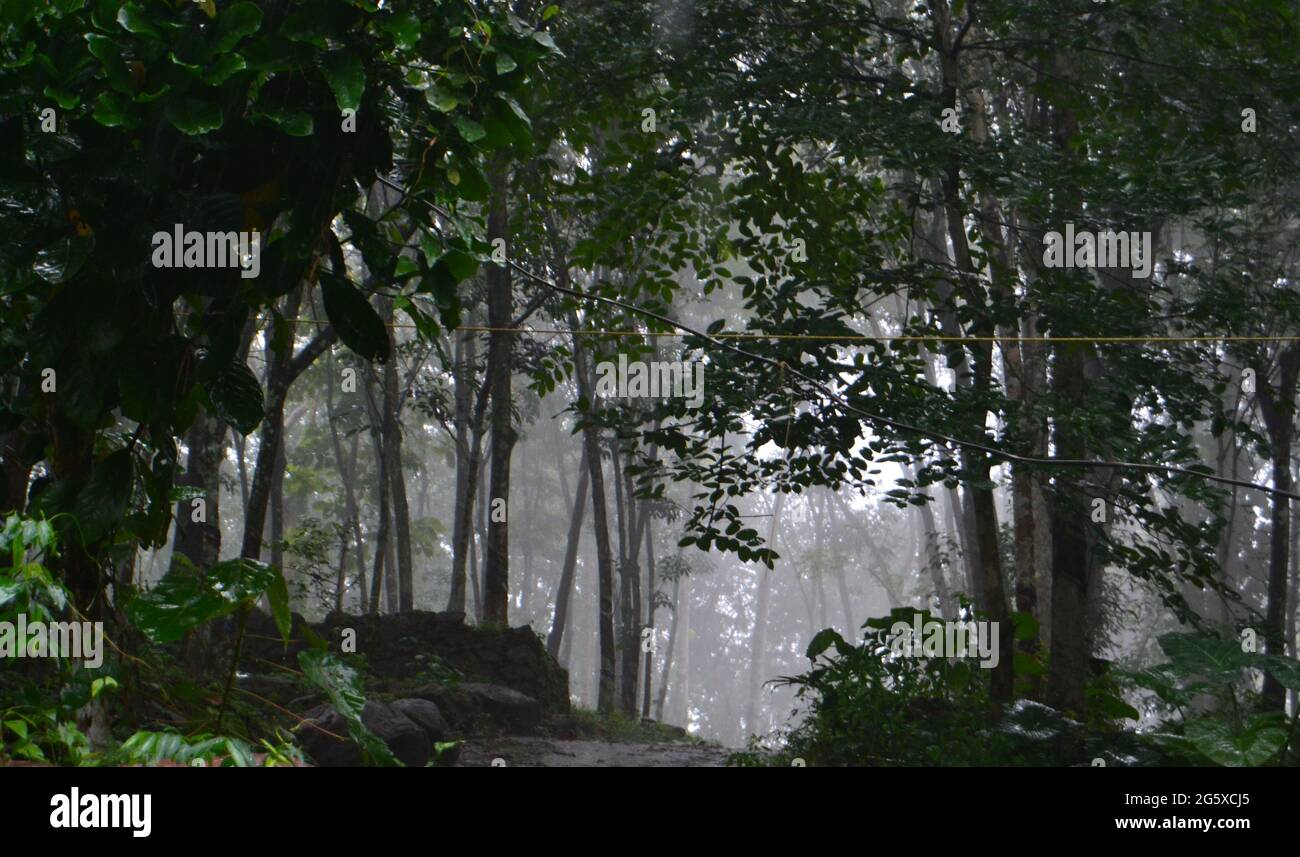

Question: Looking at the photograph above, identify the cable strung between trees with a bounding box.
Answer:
[390,180,1299,503]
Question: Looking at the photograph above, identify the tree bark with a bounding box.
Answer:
[380,298,415,612]
[744,491,785,735]
[1254,345,1300,711]
[483,158,516,627]
[547,445,590,659]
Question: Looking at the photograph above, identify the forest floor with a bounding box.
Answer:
[456,736,734,767]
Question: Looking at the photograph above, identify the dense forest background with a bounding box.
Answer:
[2,0,1300,766]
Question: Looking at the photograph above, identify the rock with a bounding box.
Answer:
[460,683,542,734]
[299,701,430,767]
[642,719,687,739]
[407,684,472,729]
[232,611,570,716]
[390,698,449,743]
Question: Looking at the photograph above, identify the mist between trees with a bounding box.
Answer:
[2,0,1300,766]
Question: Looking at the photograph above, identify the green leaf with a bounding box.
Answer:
[117,3,161,39]
[1010,611,1039,642]
[454,116,486,143]
[203,52,246,85]
[165,98,223,135]
[216,2,263,52]
[92,91,131,127]
[494,51,517,75]
[426,86,457,112]
[42,86,78,109]
[1263,655,1300,691]
[127,559,277,643]
[378,11,420,50]
[319,50,365,112]
[74,448,134,542]
[806,628,846,660]
[298,650,401,766]
[321,271,391,363]
[32,235,93,283]
[1158,632,1254,683]
[206,360,265,435]
[266,566,292,644]
[257,107,313,137]
[1184,715,1287,767]
[437,248,479,282]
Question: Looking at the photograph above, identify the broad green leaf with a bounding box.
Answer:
[1158,632,1255,683]
[454,116,486,143]
[426,86,457,112]
[298,650,401,766]
[265,566,292,644]
[806,628,846,660]
[206,361,265,435]
[319,50,365,112]
[257,108,313,137]
[165,99,223,135]
[378,11,420,50]
[321,271,391,363]
[92,92,130,127]
[127,574,227,643]
[127,558,277,643]
[1184,716,1287,767]
[203,53,246,85]
[215,2,263,52]
[116,3,161,39]
[74,448,134,542]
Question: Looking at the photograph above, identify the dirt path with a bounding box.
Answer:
[457,737,734,767]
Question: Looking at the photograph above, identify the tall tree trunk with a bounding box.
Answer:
[482,158,516,626]
[240,296,336,560]
[366,365,391,616]
[170,410,225,573]
[1255,345,1300,711]
[447,327,474,614]
[641,517,658,718]
[571,323,617,713]
[547,446,590,658]
[744,492,786,735]
[325,351,365,613]
[380,298,415,612]
[655,567,681,722]
[615,439,649,715]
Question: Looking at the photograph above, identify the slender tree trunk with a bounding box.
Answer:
[744,492,785,735]
[170,410,225,573]
[571,324,617,713]
[366,366,391,616]
[482,158,516,626]
[380,298,415,613]
[641,517,658,718]
[655,569,681,722]
[547,446,590,658]
[1255,346,1300,711]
